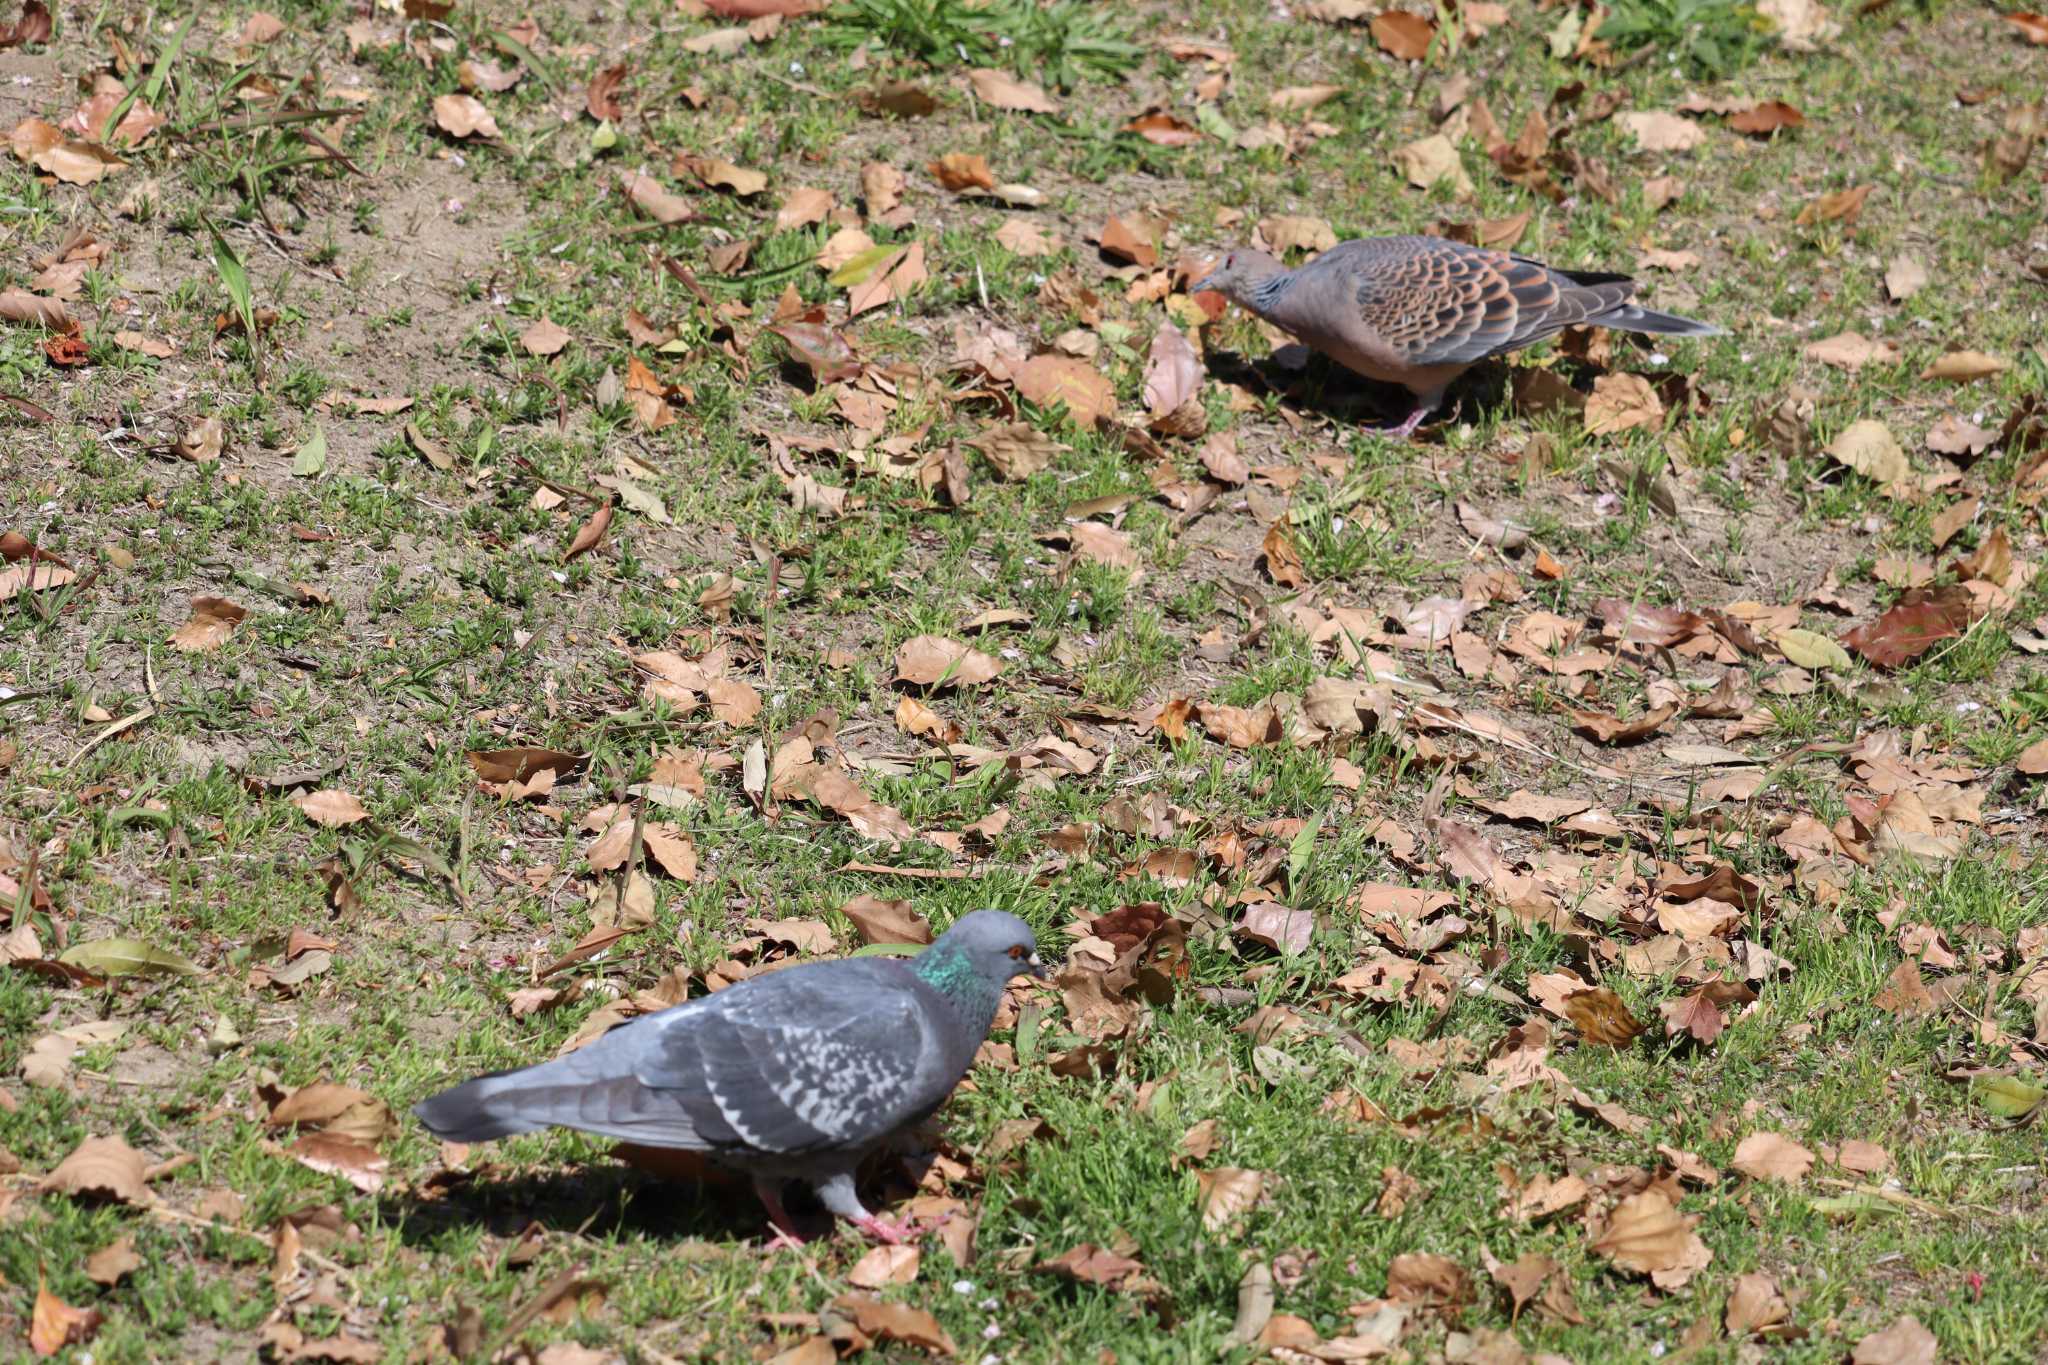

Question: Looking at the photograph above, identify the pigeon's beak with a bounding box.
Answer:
[1190,273,1219,295]
[1026,951,1049,980]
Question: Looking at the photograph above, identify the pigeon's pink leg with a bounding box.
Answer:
[753,1177,809,1250]
[814,1172,921,1244]
[850,1213,917,1245]
[1366,405,1433,441]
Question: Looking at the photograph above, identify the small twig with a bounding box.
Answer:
[622,796,649,907]
[148,1204,356,1280]
[71,706,155,769]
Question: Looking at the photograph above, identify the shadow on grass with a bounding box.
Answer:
[383,1145,930,1250]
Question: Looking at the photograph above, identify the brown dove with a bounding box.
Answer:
[1193,234,1722,438]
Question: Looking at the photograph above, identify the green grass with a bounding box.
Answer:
[4,0,2048,1359]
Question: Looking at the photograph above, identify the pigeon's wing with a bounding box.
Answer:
[635,959,949,1157]
[1337,237,1637,368]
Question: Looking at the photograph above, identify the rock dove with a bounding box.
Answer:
[413,908,1047,1246]
[1193,234,1722,438]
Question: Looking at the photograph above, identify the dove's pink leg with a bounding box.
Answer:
[753,1177,809,1249]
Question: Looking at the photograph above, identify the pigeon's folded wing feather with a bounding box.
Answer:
[1343,238,1637,369]
[636,960,944,1156]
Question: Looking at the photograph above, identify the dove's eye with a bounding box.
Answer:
[1006,944,1027,960]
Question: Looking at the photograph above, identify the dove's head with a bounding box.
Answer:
[930,908,1049,982]
[1191,247,1287,308]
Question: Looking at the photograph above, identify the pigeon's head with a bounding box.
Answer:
[935,908,1049,981]
[1191,247,1286,306]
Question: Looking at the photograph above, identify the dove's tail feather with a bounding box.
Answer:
[1592,303,1725,338]
[414,1041,710,1148]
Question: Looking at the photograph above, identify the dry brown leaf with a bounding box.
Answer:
[896,635,1001,689]
[1731,1131,1814,1183]
[968,67,1059,114]
[1261,521,1306,588]
[1590,1190,1710,1288]
[1395,132,1473,193]
[1885,255,1929,301]
[1584,373,1665,436]
[1098,214,1159,267]
[838,894,931,945]
[1197,1167,1265,1233]
[1804,332,1901,371]
[1921,350,2009,382]
[1796,183,1873,226]
[1269,83,1343,111]
[831,1294,956,1354]
[293,789,370,828]
[1727,99,1805,134]
[0,285,69,327]
[1371,9,1435,58]
[1386,1252,1471,1312]
[288,1132,388,1193]
[1620,110,1705,151]
[585,62,629,121]
[169,596,248,652]
[1037,1244,1150,1289]
[994,216,1058,257]
[970,421,1064,479]
[1827,419,1910,486]
[1124,109,1202,146]
[432,93,499,139]
[848,1243,921,1288]
[41,1134,151,1203]
[1851,1315,1938,1365]
[520,317,571,357]
[1142,322,1203,421]
[1014,354,1115,427]
[2006,12,2048,42]
[622,170,694,224]
[1563,987,1647,1047]
[564,501,613,562]
[1259,214,1338,254]
[678,153,767,196]
[775,186,835,231]
[928,151,995,191]
[84,1235,142,1285]
[0,561,76,601]
[1724,1272,1790,1338]
[30,1280,101,1356]
[1838,1139,1893,1174]
[1843,588,1974,668]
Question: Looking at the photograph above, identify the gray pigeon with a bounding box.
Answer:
[1193,234,1722,438]
[414,908,1045,1246]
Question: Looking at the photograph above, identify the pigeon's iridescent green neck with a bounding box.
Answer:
[911,937,1004,1029]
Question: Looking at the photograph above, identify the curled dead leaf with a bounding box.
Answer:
[432,93,499,139]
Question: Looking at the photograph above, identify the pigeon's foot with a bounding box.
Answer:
[1364,405,1434,441]
[851,1213,918,1245]
[754,1177,811,1250]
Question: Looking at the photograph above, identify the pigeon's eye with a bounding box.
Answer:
[1006,944,1027,960]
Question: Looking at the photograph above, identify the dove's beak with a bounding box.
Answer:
[1190,274,1219,295]
[1026,951,1049,980]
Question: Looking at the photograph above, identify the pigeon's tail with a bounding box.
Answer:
[1594,303,1725,338]
[414,1033,711,1148]
[413,1067,557,1142]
